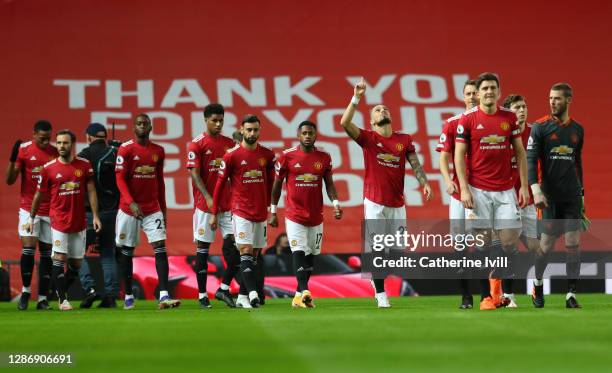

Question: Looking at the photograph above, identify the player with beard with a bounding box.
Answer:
[500,94,541,308]
[436,79,479,309]
[527,83,584,309]
[115,114,180,310]
[269,120,343,308]
[26,130,101,311]
[455,72,530,311]
[341,77,433,308]
[6,120,58,310]
[210,115,275,309]
[187,104,239,308]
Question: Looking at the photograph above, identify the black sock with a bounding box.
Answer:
[20,247,36,289]
[566,245,580,293]
[293,251,308,292]
[52,259,67,302]
[195,243,210,295]
[474,249,491,299]
[535,251,549,281]
[65,264,80,292]
[502,279,514,294]
[154,247,169,292]
[221,237,240,286]
[239,254,256,293]
[459,279,470,297]
[373,279,385,293]
[502,247,517,294]
[305,254,314,284]
[254,254,265,298]
[120,247,134,296]
[38,248,52,298]
[479,279,491,300]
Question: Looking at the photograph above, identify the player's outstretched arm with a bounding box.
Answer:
[269,179,284,227]
[340,77,365,141]
[87,179,102,232]
[407,152,433,202]
[6,140,22,185]
[454,143,473,209]
[511,137,530,208]
[323,173,342,219]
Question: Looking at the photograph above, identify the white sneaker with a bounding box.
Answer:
[236,294,252,309]
[502,293,518,308]
[59,300,73,311]
[375,292,391,308]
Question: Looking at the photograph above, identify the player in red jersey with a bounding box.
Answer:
[269,120,343,308]
[341,77,433,308]
[186,103,238,308]
[436,79,478,309]
[6,120,58,310]
[210,114,275,308]
[500,94,541,308]
[26,130,101,311]
[455,72,530,310]
[115,114,180,310]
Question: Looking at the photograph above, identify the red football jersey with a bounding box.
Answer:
[115,140,166,216]
[186,133,234,213]
[512,123,534,204]
[355,129,416,208]
[456,106,521,191]
[211,144,275,222]
[276,146,333,227]
[435,114,462,201]
[37,157,92,233]
[15,141,58,215]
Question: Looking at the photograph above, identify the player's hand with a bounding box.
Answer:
[354,77,366,99]
[460,188,473,209]
[445,180,458,196]
[423,183,433,202]
[533,192,548,209]
[518,186,530,208]
[9,139,22,162]
[129,202,144,220]
[334,206,343,220]
[25,216,34,234]
[92,215,102,233]
[268,213,279,227]
[209,214,218,231]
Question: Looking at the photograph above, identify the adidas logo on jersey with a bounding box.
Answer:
[477,124,484,129]
[376,143,383,148]
[30,155,37,160]
[56,173,62,178]
[206,150,212,155]
[240,160,247,165]
[134,155,140,160]
[295,163,302,168]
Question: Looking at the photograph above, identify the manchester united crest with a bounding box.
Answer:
[152,154,159,162]
[570,133,579,144]
[314,161,322,170]
[74,169,83,177]
[258,157,266,167]
[500,122,510,131]
[396,143,404,152]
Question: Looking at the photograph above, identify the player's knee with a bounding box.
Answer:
[39,248,52,257]
[565,232,580,247]
[151,240,165,249]
[238,245,253,255]
[52,252,67,262]
[67,259,81,271]
[39,241,52,251]
[196,241,210,254]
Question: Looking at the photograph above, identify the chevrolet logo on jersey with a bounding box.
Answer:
[59,181,79,191]
[208,158,223,168]
[243,170,263,178]
[551,145,573,154]
[32,166,43,173]
[135,165,155,174]
[296,174,319,182]
[376,153,400,163]
[480,135,506,144]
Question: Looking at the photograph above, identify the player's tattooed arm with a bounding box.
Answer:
[340,77,365,141]
[407,152,427,186]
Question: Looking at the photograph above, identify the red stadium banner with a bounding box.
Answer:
[1,0,611,258]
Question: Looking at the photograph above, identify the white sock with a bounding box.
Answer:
[220,283,230,291]
[503,293,514,298]
[376,291,387,297]
[566,292,576,300]
[22,286,31,293]
[295,291,302,297]
[159,290,169,299]
[533,279,543,286]
[125,294,134,301]
[237,294,248,300]
[199,293,208,300]
[249,290,259,301]
[37,295,47,302]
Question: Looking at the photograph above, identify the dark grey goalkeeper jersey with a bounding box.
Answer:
[526,115,584,201]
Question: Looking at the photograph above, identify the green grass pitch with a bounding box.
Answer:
[2,295,612,372]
